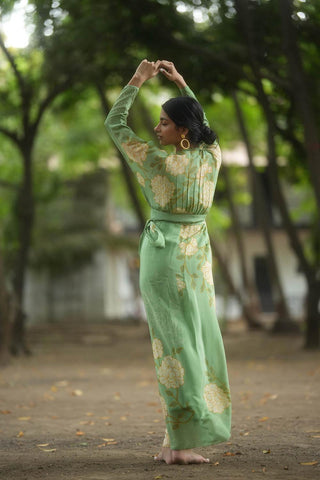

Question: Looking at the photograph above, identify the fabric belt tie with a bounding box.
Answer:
[141,209,207,250]
[150,208,206,224]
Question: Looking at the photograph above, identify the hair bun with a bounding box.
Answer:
[162,96,217,145]
[200,124,217,145]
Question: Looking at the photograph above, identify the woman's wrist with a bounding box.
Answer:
[174,75,187,89]
[128,74,145,88]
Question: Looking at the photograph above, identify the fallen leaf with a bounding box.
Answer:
[113,393,121,400]
[263,449,271,454]
[259,393,278,404]
[76,430,85,436]
[17,431,24,438]
[154,476,162,479]
[259,416,269,422]
[311,435,320,438]
[147,402,158,407]
[223,451,242,457]
[86,412,94,416]
[40,448,56,453]
[55,380,68,387]
[18,416,31,421]
[37,443,49,447]
[299,461,318,466]
[50,386,58,392]
[120,416,127,421]
[79,420,95,426]
[72,390,83,397]
[153,419,161,423]
[213,461,219,466]
[1,410,11,414]
[102,438,115,442]
[284,466,289,470]
[100,416,110,420]
[148,431,156,434]
[43,393,55,401]
[106,441,118,445]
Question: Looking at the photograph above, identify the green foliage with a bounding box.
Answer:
[35,88,109,176]
[0,0,16,16]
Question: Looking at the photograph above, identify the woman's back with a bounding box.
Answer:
[106,84,222,216]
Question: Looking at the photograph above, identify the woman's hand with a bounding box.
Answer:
[128,59,161,87]
[159,60,187,89]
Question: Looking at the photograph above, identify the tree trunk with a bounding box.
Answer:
[305,278,320,349]
[231,90,293,328]
[221,167,262,329]
[11,146,33,355]
[279,0,320,210]
[210,235,260,327]
[0,253,13,365]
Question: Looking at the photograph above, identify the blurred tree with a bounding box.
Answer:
[0,33,78,353]
[231,0,319,346]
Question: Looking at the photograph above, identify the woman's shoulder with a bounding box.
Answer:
[203,141,222,168]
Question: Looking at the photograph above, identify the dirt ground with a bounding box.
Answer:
[0,321,319,480]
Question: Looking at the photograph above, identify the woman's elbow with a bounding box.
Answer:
[104,116,116,134]
[104,115,111,129]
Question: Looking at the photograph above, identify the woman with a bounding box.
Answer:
[105,60,231,465]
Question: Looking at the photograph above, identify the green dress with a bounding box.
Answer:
[105,84,231,450]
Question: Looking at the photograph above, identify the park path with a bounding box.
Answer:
[0,321,319,480]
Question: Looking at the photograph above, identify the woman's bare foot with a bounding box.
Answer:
[154,447,210,464]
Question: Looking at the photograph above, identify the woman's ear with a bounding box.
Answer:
[178,126,189,137]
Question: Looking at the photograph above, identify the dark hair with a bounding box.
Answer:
[162,96,217,145]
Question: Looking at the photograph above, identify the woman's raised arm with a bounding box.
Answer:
[159,60,210,127]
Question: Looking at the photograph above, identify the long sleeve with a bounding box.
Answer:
[105,85,139,146]
[179,86,210,127]
[105,85,167,191]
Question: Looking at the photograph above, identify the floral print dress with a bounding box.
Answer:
[105,84,231,450]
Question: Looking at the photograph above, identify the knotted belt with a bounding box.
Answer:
[140,208,207,249]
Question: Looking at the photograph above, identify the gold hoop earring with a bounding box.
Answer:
[180,134,190,150]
